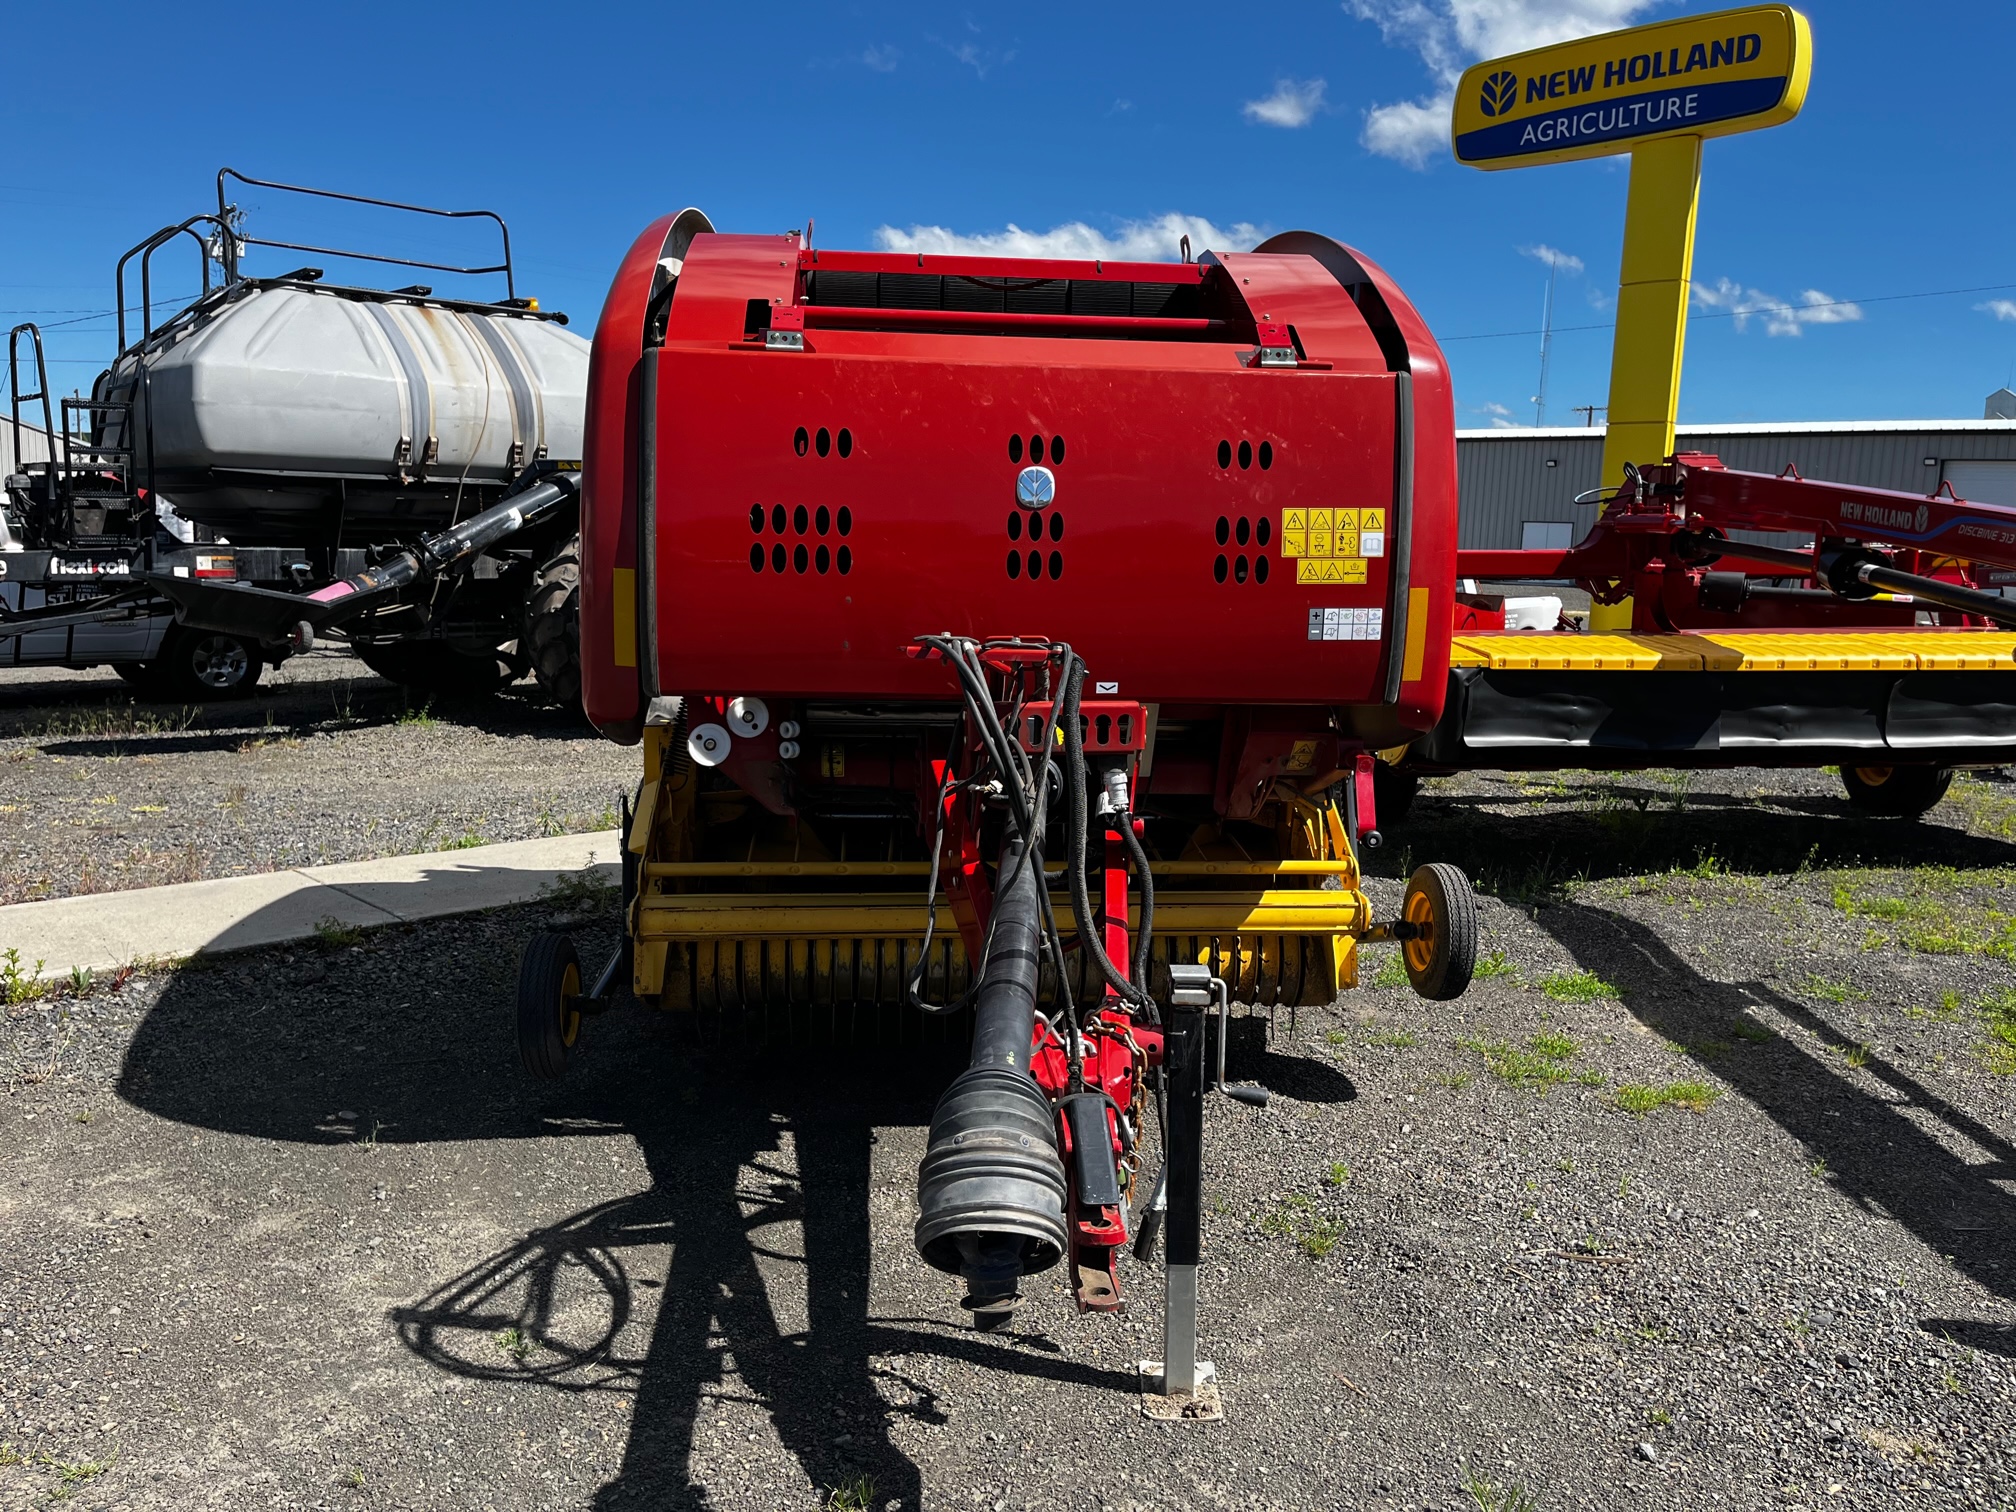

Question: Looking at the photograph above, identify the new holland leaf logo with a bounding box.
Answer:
[1480,70,1518,118]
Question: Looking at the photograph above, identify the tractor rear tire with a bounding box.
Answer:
[1401,862,1478,1002]
[356,639,518,698]
[1841,764,1953,818]
[517,932,583,1081]
[524,537,582,708]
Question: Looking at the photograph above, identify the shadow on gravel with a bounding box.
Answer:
[1537,900,2016,1336]
[1225,1015,1358,1104]
[114,910,1133,1508]
[1368,798,2016,890]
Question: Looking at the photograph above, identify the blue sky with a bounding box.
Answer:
[4,0,2011,427]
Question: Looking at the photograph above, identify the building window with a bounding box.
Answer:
[1522,521,1575,551]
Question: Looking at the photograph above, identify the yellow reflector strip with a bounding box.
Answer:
[1402,587,1430,682]
[1451,630,2016,673]
[612,566,637,669]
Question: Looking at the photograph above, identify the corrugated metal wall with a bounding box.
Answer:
[1456,423,2016,550]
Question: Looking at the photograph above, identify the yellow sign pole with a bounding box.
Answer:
[1588,133,1702,628]
[1450,4,1811,628]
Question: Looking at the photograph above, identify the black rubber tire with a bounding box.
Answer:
[1372,762,1421,826]
[158,626,262,701]
[1401,862,1478,1002]
[524,537,582,708]
[1841,764,1953,818]
[355,639,517,697]
[517,932,583,1081]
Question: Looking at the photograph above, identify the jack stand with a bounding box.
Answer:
[1139,964,1222,1421]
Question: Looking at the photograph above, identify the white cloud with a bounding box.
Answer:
[1244,78,1327,128]
[1980,299,2016,323]
[873,213,1269,263]
[860,44,899,73]
[1476,401,1523,429]
[1691,278,1864,338]
[934,31,1015,78]
[1522,243,1584,274]
[1342,0,1661,167]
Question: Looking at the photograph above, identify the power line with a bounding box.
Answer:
[1440,279,2016,343]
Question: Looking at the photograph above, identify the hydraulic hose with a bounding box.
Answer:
[1062,658,1153,1012]
[1115,804,1157,999]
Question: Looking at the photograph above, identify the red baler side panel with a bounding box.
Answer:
[1338,241,1458,730]
[580,215,679,742]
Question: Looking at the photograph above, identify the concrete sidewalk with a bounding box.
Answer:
[0,830,621,979]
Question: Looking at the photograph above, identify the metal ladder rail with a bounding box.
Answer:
[6,324,59,529]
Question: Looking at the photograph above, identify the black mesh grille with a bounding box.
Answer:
[805,269,1210,322]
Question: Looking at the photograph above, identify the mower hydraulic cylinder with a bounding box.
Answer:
[1841,559,2016,629]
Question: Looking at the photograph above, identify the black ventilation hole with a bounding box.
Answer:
[815,544,830,574]
[1008,512,1023,541]
[1008,434,1024,464]
[793,543,809,573]
[749,543,764,572]
[749,503,765,533]
[793,504,809,535]
[1007,551,1022,579]
[1235,517,1250,547]
[1048,550,1063,580]
[836,428,852,458]
[837,546,852,574]
[1214,516,1230,546]
[1258,441,1273,470]
[1047,512,1063,542]
[771,543,787,573]
[771,503,787,534]
[1030,434,1045,464]
[1027,549,1043,580]
[1257,517,1272,547]
[836,506,852,537]
[793,426,809,457]
[1237,440,1253,470]
[1051,434,1065,464]
[1216,439,1232,469]
[815,504,830,535]
[815,427,831,457]
[1213,554,1228,584]
[1234,554,1249,584]
[1255,555,1270,583]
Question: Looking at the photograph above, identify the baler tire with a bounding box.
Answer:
[1841,764,1952,819]
[355,640,518,698]
[524,539,582,708]
[517,932,583,1081]
[1401,862,1477,1002]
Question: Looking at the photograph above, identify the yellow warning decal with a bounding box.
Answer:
[1282,508,1307,532]
[1362,509,1385,531]
[1309,528,1331,558]
[1334,532,1358,558]
[1280,507,1387,560]
[612,567,637,669]
[1296,559,1323,584]
[1334,508,1359,532]
[1282,529,1307,558]
[1342,558,1368,583]
[1310,508,1333,534]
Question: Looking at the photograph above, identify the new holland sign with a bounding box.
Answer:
[1453,4,1811,168]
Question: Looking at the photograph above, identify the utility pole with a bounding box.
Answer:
[1532,259,1558,427]
[1572,404,1606,428]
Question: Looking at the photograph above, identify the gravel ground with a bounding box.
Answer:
[2,768,2014,1510]
[0,654,635,905]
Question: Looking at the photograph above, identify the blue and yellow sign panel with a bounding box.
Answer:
[1452,4,1810,168]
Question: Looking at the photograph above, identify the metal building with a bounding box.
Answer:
[1457,418,2016,551]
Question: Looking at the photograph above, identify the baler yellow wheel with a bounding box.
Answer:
[1400,863,1477,1002]
[517,933,584,1081]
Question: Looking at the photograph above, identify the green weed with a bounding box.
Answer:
[1365,1029,1419,1049]
[1473,950,1518,980]
[1435,1070,1474,1090]
[542,867,619,913]
[1,948,46,1005]
[1978,988,2016,1075]
[1459,1033,1579,1088]
[825,1475,876,1511]
[1260,1192,1346,1259]
[1372,952,1410,989]
[441,829,485,851]
[1799,974,1857,1005]
[312,917,364,950]
[1323,1161,1351,1187]
[1615,1080,1720,1116]
[1459,1463,1539,1511]
[395,702,438,727]
[496,1326,533,1363]
[339,1465,366,1489]
[1539,970,1617,1003]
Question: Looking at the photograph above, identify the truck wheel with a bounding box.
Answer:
[355,640,518,697]
[517,932,583,1080]
[1841,765,1952,818]
[1400,862,1477,1002]
[158,627,262,701]
[524,538,581,708]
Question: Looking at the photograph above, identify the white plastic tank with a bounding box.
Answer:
[107,283,589,542]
